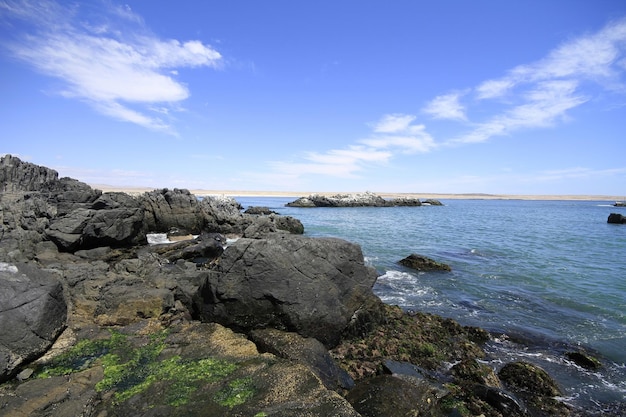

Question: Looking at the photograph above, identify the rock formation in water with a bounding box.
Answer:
[607,212,626,224]
[399,253,452,271]
[285,191,443,207]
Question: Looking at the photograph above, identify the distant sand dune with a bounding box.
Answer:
[90,185,622,201]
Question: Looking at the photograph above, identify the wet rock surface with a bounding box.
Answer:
[499,361,572,416]
[399,253,452,271]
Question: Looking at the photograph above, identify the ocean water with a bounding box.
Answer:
[232,197,626,412]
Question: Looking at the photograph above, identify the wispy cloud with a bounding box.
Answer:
[266,114,435,182]
[0,0,222,133]
[422,92,467,121]
[454,16,626,144]
[362,114,436,154]
[476,18,626,100]
[457,80,588,143]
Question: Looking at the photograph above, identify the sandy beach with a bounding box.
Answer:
[91,185,624,202]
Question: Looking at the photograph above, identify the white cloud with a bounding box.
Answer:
[1,0,222,133]
[371,114,417,133]
[269,146,393,180]
[422,92,467,121]
[266,114,436,182]
[476,17,626,101]
[450,17,626,145]
[456,80,588,144]
[475,79,517,100]
[363,114,436,153]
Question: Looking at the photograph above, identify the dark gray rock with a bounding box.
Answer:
[2,156,305,258]
[499,361,571,416]
[607,213,626,224]
[399,253,451,271]
[0,193,55,261]
[44,177,101,215]
[200,195,249,234]
[388,197,422,206]
[141,188,205,233]
[244,206,277,215]
[242,214,304,238]
[81,207,145,248]
[250,328,354,391]
[90,191,138,210]
[422,199,444,206]
[0,154,59,193]
[196,234,378,347]
[46,205,145,252]
[468,383,529,417]
[45,208,95,251]
[345,374,443,417]
[0,262,67,382]
[565,350,602,370]
[146,232,226,265]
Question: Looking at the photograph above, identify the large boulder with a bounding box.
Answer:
[141,188,206,233]
[0,262,67,382]
[195,234,379,347]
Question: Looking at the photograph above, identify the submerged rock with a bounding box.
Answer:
[565,350,602,370]
[499,361,571,416]
[399,253,452,271]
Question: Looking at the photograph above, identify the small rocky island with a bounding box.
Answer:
[0,155,600,416]
[286,192,443,207]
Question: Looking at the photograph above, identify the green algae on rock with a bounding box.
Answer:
[35,328,243,407]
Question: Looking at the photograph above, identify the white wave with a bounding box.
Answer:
[363,255,378,266]
[146,233,170,245]
[379,294,409,305]
[378,270,415,281]
[0,262,18,273]
[375,269,438,308]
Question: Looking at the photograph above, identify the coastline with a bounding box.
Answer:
[91,185,623,202]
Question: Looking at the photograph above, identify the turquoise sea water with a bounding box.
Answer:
[233,197,626,412]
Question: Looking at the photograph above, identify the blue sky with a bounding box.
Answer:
[1,0,626,195]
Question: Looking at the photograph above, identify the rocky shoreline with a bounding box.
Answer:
[0,155,614,416]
